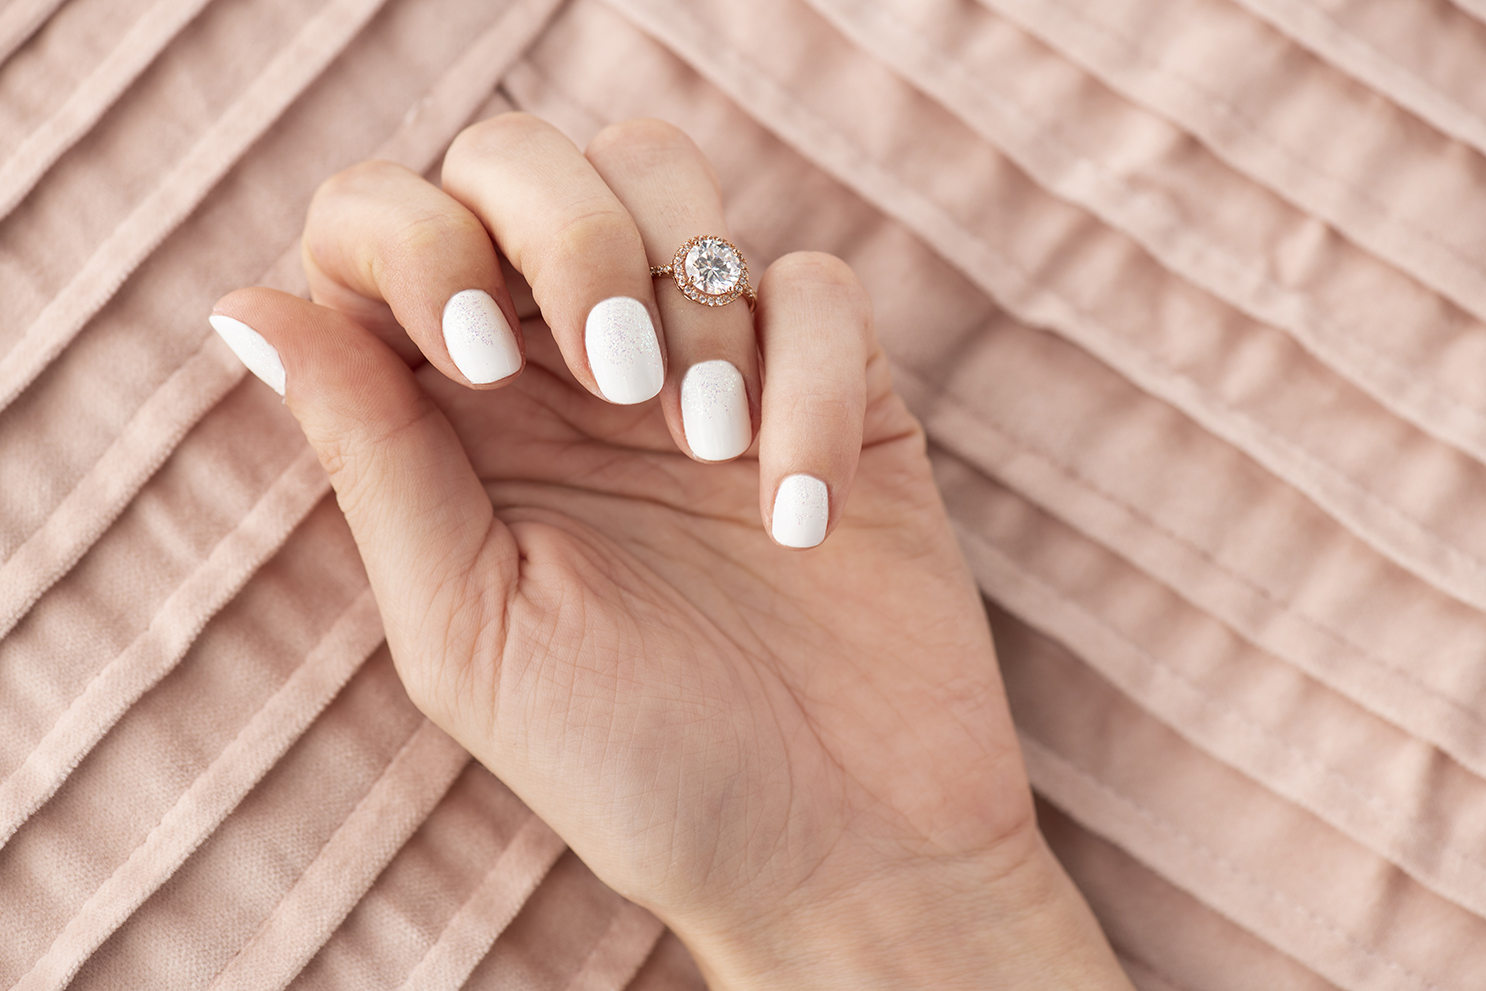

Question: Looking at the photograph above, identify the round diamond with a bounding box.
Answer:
[683,238,742,296]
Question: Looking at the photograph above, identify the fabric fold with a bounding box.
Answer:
[563,903,666,991]
[10,590,384,991]
[1453,0,1486,27]
[1022,735,1444,991]
[604,0,1486,654]
[0,447,330,848]
[7,0,1486,985]
[1225,0,1486,161]
[0,337,246,641]
[1006,622,1486,991]
[0,0,389,413]
[0,0,217,220]
[1033,794,1343,991]
[203,720,470,991]
[902,354,1486,788]
[392,814,568,991]
[0,0,67,67]
[804,0,1486,485]
[936,447,1486,924]
[975,0,1486,331]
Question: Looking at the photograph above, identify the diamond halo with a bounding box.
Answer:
[652,235,754,309]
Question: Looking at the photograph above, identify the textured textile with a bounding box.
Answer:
[2,0,1484,987]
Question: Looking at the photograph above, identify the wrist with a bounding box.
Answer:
[673,829,1133,991]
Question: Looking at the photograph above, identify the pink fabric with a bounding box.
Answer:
[5,0,1486,987]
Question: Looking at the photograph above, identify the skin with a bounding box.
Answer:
[213,113,1136,989]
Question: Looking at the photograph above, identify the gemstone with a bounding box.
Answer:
[683,238,742,296]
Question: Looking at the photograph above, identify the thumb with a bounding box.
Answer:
[209,287,518,720]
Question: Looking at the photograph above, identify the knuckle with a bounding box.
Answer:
[536,208,642,280]
[385,208,485,260]
[311,159,412,212]
[587,118,721,197]
[306,160,430,276]
[446,111,553,176]
[335,202,485,293]
[801,392,858,429]
[771,251,863,297]
[767,251,873,334]
[313,433,361,502]
[588,117,692,160]
[312,395,441,521]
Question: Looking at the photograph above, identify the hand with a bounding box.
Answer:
[211,114,1132,989]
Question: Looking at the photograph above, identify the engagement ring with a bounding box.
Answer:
[651,235,755,310]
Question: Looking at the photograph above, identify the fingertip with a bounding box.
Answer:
[441,288,523,386]
[584,295,664,404]
[209,286,422,423]
[210,287,311,396]
[770,473,830,549]
[680,359,752,462]
[208,312,285,397]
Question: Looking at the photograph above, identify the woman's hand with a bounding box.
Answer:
[210,113,1132,990]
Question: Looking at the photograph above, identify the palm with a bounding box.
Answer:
[396,320,1031,925]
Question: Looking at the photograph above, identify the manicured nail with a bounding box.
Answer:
[209,314,285,396]
[585,296,663,404]
[681,360,751,461]
[772,474,829,548]
[442,288,521,384]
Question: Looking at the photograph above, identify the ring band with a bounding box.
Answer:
[650,235,755,310]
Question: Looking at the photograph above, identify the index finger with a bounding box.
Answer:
[303,159,525,388]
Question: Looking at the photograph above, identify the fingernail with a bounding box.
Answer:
[442,288,521,384]
[585,296,663,404]
[681,360,751,461]
[209,314,285,396]
[772,474,829,549]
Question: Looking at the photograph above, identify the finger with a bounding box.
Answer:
[585,119,756,462]
[207,287,516,710]
[755,252,872,549]
[303,160,523,388]
[442,112,664,405]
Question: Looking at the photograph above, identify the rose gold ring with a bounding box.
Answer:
[650,235,755,311]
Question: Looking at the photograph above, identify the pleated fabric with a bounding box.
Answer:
[2,0,1482,987]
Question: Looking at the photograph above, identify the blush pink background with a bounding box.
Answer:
[3,0,1485,988]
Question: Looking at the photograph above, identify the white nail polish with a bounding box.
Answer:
[772,474,829,549]
[585,296,663,404]
[442,288,521,384]
[209,314,285,396]
[681,360,751,461]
